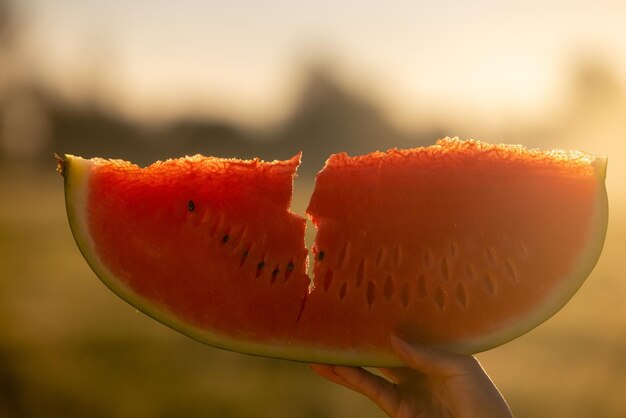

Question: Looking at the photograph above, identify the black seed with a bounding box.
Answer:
[366,281,376,308]
[339,282,347,301]
[318,251,325,261]
[257,261,265,270]
[239,250,249,268]
[187,200,195,212]
[270,266,280,284]
[222,235,230,244]
[338,242,350,267]
[284,262,294,281]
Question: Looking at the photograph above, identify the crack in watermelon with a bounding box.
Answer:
[61,137,609,364]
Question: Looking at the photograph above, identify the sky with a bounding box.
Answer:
[13,0,626,128]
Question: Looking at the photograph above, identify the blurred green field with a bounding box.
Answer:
[1,166,625,418]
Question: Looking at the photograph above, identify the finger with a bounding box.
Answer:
[378,367,402,381]
[390,334,482,378]
[310,364,359,392]
[332,366,401,417]
[378,367,415,383]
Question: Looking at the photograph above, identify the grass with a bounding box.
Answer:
[1,166,625,417]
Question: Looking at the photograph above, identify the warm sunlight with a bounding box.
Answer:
[13,0,626,128]
[1,1,625,417]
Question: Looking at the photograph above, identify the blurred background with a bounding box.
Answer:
[1,0,625,417]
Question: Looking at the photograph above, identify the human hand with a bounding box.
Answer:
[311,335,513,418]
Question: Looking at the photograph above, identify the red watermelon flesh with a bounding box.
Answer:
[71,154,312,354]
[59,138,608,366]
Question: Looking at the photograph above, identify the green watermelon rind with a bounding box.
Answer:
[62,154,398,366]
[62,151,609,366]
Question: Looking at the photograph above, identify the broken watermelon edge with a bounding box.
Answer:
[61,148,609,366]
[61,154,401,366]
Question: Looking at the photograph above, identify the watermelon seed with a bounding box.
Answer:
[482,273,497,296]
[221,235,230,244]
[323,269,333,291]
[317,251,325,261]
[440,259,449,280]
[284,261,295,281]
[338,282,347,301]
[271,266,280,284]
[449,241,459,258]
[400,283,411,309]
[434,287,446,311]
[417,274,427,298]
[504,259,519,283]
[231,225,248,249]
[338,242,350,268]
[422,248,434,269]
[255,261,265,278]
[239,249,249,267]
[485,246,497,265]
[393,245,403,267]
[518,242,529,258]
[366,281,376,308]
[187,200,195,212]
[376,246,387,268]
[456,283,468,308]
[356,259,365,288]
[384,275,394,301]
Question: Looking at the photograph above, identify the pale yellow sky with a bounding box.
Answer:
[14,0,626,128]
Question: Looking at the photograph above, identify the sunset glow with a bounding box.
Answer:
[16,0,626,127]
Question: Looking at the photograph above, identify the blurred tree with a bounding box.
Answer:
[559,53,626,191]
[568,55,623,118]
[43,62,423,173]
[0,0,16,88]
[0,0,12,45]
[0,0,20,164]
[275,66,401,174]
[270,64,432,176]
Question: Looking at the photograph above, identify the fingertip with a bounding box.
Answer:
[390,331,424,352]
[390,333,419,361]
[310,363,333,374]
[389,333,473,377]
[330,365,352,378]
[310,364,362,392]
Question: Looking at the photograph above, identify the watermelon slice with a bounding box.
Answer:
[58,138,608,366]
